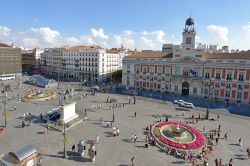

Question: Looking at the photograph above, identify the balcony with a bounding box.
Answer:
[215,77,221,80]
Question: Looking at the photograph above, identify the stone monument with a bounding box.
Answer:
[59,102,79,124]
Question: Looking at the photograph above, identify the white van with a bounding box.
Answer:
[179,102,194,108]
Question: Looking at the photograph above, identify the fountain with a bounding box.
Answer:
[22,91,56,102]
[151,121,205,151]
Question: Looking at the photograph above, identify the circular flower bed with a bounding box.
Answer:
[152,121,205,150]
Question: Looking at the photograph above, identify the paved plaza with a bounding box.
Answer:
[0,79,250,166]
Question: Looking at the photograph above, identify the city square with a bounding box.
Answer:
[0,79,249,166]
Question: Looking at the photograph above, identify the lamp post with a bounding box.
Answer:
[112,103,115,123]
[62,123,68,158]
[2,100,8,127]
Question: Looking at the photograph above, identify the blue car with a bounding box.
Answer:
[42,108,60,122]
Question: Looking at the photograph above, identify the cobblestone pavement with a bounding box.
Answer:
[0,79,250,166]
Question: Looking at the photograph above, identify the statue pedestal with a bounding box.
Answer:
[59,102,78,124]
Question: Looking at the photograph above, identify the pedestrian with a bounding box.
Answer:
[116,128,120,136]
[217,114,220,121]
[131,157,135,166]
[45,125,49,134]
[246,148,250,159]
[131,134,134,143]
[134,112,136,117]
[40,113,43,120]
[72,144,75,152]
[228,158,233,166]
[224,132,228,140]
[113,130,117,137]
[215,137,219,145]
[96,134,100,143]
[214,158,219,166]
[165,116,168,122]
[239,138,242,146]
[218,124,221,132]
[134,135,137,142]
[219,158,222,166]
[22,120,25,128]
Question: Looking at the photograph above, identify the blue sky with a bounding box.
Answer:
[0,0,250,50]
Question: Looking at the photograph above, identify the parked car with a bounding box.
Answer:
[173,100,184,104]
[91,85,100,91]
[42,108,60,122]
[179,102,194,108]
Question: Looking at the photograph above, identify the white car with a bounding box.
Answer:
[173,100,184,104]
[91,85,100,90]
[179,102,194,108]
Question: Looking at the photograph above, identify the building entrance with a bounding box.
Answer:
[182,82,189,95]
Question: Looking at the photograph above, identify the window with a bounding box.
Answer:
[158,66,162,75]
[150,66,154,74]
[143,66,147,74]
[238,72,244,81]
[136,66,140,73]
[165,66,171,76]
[237,84,243,90]
[193,87,197,94]
[215,82,220,88]
[127,65,130,73]
[204,88,208,95]
[215,70,221,79]
[226,83,231,89]
[174,66,180,75]
[186,37,191,44]
[174,85,178,92]
[205,72,210,78]
[226,71,232,80]
[214,89,219,96]
[225,91,230,98]
[237,92,242,99]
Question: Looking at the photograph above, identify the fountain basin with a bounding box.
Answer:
[22,92,56,101]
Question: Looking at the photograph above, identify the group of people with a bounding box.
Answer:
[22,112,32,127]
[214,158,234,166]
[112,127,120,137]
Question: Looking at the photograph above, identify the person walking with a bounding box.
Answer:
[134,135,137,142]
[215,137,219,145]
[224,132,228,140]
[134,112,137,117]
[116,128,120,136]
[96,134,100,143]
[214,158,219,166]
[45,125,49,134]
[228,158,233,166]
[239,138,242,146]
[131,157,135,166]
[131,134,134,143]
[219,158,222,166]
[72,144,75,152]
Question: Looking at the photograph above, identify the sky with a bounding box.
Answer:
[0,0,250,50]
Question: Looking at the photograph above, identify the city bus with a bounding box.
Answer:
[0,74,16,81]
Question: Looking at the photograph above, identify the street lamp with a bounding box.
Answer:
[2,100,8,127]
[62,123,68,158]
[112,103,115,122]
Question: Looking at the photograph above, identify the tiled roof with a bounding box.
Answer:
[0,43,11,48]
[129,51,173,58]
[205,53,250,60]
[65,45,102,50]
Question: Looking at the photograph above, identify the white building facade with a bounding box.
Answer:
[41,45,131,83]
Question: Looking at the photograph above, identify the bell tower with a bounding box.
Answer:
[182,17,196,54]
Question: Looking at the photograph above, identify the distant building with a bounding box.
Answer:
[21,48,43,71]
[41,45,132,83]
[122,18,250,105]
[0,43,22,76]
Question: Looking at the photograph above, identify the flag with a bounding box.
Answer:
[189,68,196,76]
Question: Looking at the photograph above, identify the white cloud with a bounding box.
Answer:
[30,27,60,43]
[123,30,133,36]
[112,35,135,49]
[80,35,94,45]
[0,26,11,37]
[140,37,156,49]
[243,24,250,33]
[207,25,229,41]
[64,37,81,45]
[22,37,39,48]
[91,28,108,40]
